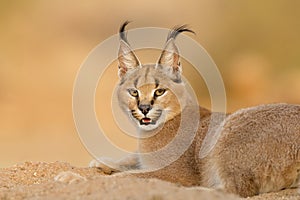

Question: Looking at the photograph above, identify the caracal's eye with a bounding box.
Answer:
[128,89,139,97]
[154,88,166,97]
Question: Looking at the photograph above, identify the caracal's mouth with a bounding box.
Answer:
[140,117,155,125]
[131,109,163,126]
[140,109,163,126]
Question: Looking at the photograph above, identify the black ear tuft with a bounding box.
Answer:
[118,21,141,78]
[119,21,131,43]
[166,25,195,41]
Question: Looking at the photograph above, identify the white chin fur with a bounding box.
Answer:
[139,123,160,131]
[137,115,166,131]
[131,111,166,131]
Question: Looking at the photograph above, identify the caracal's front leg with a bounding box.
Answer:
[89,153,140,174]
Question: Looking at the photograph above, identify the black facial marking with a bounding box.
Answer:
[155,79,159,88]
[144,67,150,80]
[132,112,139,118]
[150,100,154,105]
[134,77,139,88]
[119,78,126,85]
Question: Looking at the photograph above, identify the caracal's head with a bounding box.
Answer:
[116,22,194,131]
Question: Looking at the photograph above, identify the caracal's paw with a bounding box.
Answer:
[89,157,121,175]
[54,171,87,184]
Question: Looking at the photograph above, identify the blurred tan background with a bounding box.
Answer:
[1,0,300,167]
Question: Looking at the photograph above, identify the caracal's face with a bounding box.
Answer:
[116,23,191,131]
[117,65,184,131]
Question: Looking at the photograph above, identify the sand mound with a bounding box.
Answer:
[0,162,299,199]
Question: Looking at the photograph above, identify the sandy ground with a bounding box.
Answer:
[0,162,299,200]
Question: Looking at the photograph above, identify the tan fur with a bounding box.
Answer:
[90,23,300,197]
[201,104,300,197]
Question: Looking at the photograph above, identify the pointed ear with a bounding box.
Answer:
[157,25,194,82]
[157,39,182,82]
[117,21,141,78]
[118,40,141,78]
